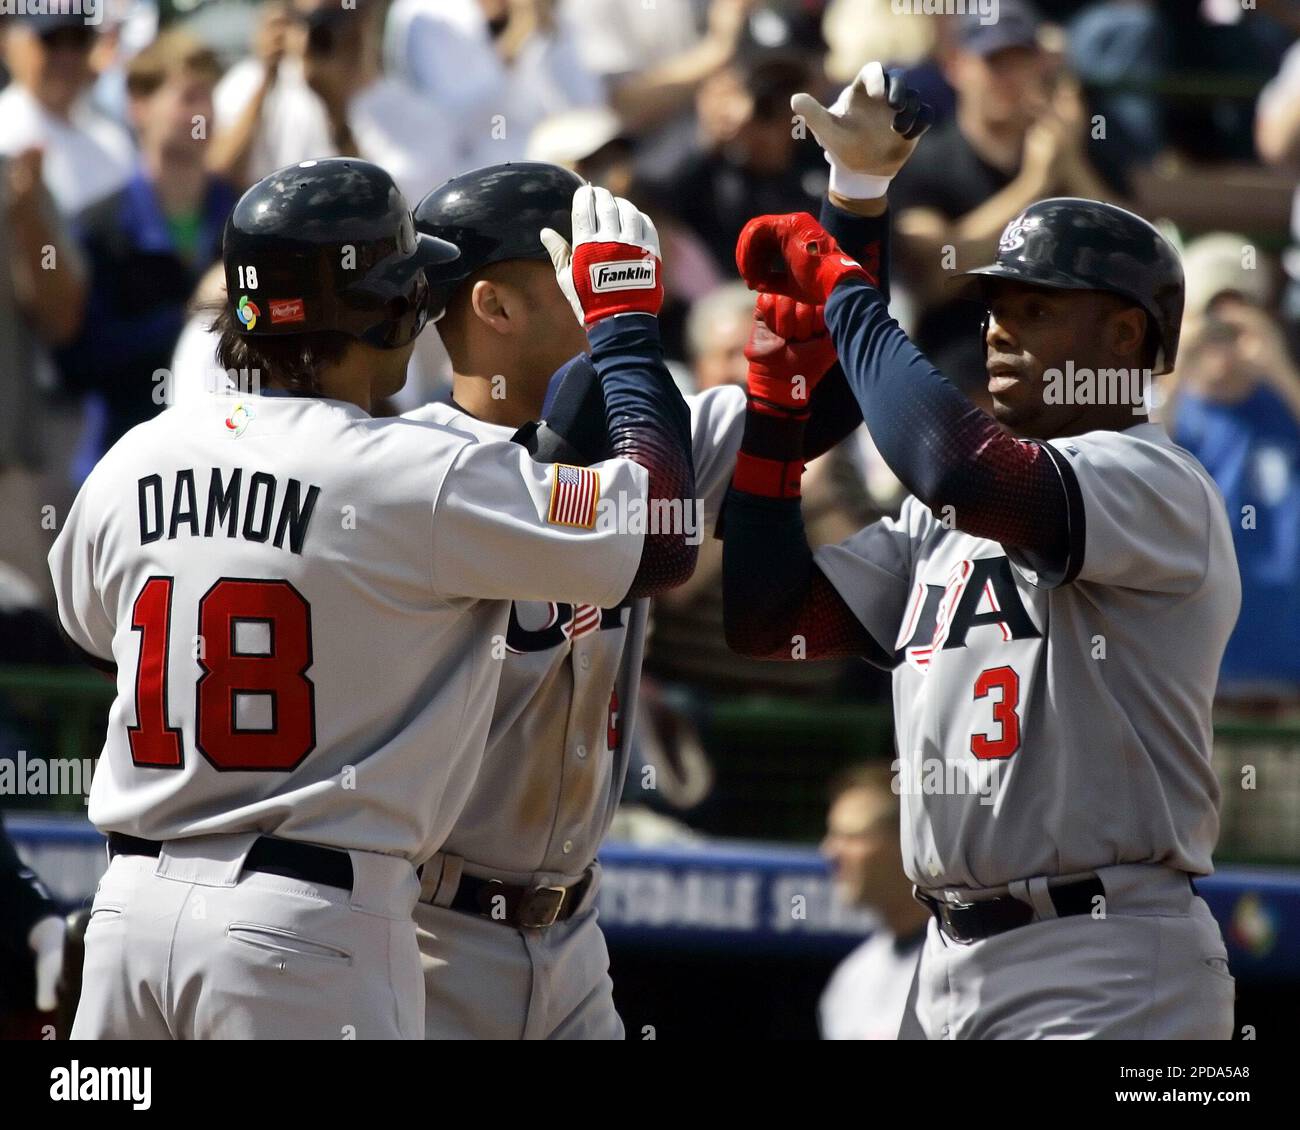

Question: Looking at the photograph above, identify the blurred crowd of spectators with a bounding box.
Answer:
[1,0,1300,807]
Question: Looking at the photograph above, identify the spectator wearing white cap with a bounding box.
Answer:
[0,15,134,216]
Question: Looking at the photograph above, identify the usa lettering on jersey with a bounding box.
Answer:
[896,556,1040,671]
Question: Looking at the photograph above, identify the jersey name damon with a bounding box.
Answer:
[137,468,321,555]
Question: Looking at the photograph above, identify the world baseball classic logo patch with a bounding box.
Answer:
[235,295,260,330]
[548,464,600,528]
[589,259,656,292]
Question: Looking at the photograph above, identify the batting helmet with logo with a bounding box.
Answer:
[222,158,461,349]
[955,197,1185,374]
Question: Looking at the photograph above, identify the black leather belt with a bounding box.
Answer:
[448,871,593,930]
[915,875,1106,944]
[107,832,354,893]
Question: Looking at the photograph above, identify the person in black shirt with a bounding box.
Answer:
[640,51,828,277]
[888,2,1115,393]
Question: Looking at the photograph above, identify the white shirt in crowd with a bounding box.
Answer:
[563,0,701,78]
[213,56,457,200]
[385,0,604,168]
[0,85,134,215]
[819,928,925,1040]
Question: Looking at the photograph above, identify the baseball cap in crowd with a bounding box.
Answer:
[527,108,626,168]
[1181,233,1275,317]
[955,0,1042,56]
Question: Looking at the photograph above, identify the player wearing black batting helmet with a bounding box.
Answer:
[217,157,462,399]
[956,197,1185,376]
[722,65,1237,1041]
[410,162,596,444]
[415,162,584,323]
[222,157,461,348]
[399,100,885,1034]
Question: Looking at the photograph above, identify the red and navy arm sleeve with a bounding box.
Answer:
[722,489,894,664]
[799,199,892,459]
[721,203,902,665]
[587,313,699,598]
[824,279,1082,581]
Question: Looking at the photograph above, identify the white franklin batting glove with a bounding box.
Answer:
[540,184,664,328]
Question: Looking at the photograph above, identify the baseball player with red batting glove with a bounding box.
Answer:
[723,62,1239,1041]
[397,142,909,1036]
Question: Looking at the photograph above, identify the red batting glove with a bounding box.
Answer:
[744,293,838,412]
[734,212,871,304]
[731,294,838,501]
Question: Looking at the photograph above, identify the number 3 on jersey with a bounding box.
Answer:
[970,665,1021,760]
[128,576,316,772]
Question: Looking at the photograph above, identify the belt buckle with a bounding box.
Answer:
[915,888,979,946]
[518,885,567,929]
[939,904,980,946]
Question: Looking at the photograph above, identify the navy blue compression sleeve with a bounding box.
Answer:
[795,199,891,458]
[825,279,1076,574]
[587,313,698,598]
[721,206,897,661]
[819,197,891,306]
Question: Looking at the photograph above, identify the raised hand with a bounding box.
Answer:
[790,61,933,199]
[541,184,664,327]
[735,211,870,304]
[744,293,838,412]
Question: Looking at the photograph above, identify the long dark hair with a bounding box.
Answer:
[211,305,351,396]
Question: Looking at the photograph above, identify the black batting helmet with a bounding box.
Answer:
[222,158,462,349]
[413,162,584,318]
[956,198,1185,374]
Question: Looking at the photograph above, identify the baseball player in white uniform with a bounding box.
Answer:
[49,158,699,1039]
[721,67,1240,1039]
[399,160,891,1038]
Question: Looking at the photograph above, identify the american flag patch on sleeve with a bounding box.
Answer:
[548,464,600,528]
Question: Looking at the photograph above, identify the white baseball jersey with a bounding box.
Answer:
[404,384,747,877]
[815,423,1241,891]
[819,928,924,1040]
[49,392,650,865]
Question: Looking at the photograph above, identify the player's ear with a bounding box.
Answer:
[1108,304,1148,364]
[469,278,514,335]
